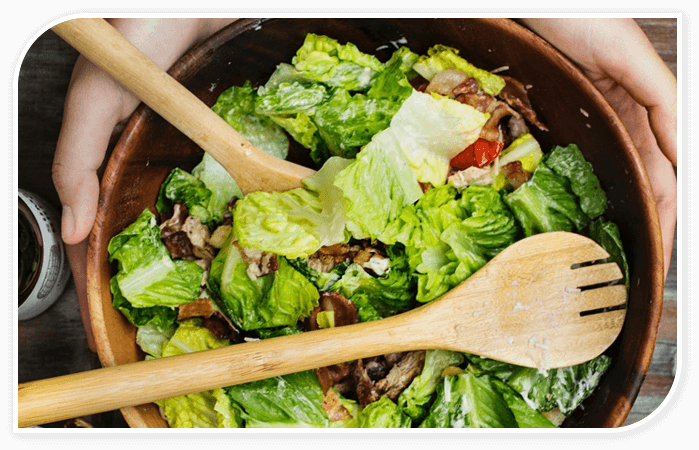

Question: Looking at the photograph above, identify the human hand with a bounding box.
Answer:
[52,18,236,350]
[520,18,677,280]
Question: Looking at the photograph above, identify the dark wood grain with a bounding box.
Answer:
[16,17,677,429]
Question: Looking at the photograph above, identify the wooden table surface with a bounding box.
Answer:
[16,18,677,429]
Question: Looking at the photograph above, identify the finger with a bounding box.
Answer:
[65,240,96,352]
[592,20,677,166]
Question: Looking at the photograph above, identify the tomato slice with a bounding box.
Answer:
[450,138,504,170]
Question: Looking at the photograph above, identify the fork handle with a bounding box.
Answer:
[51,18,314,194]
[17,304,447,428]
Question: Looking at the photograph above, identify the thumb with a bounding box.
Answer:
[53,61,127,245]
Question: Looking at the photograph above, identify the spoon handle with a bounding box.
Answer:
[18,305,446,428]
[51,18,314,194]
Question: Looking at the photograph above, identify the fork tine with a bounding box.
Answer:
[570,262,624,287]
[563,284,628,313]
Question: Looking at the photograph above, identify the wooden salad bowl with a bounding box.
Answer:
[86,18,664,428]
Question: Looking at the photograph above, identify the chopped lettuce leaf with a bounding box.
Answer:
[589,218,630,288]
[356,397,411,428]
[156,153,242,227]
[545,144,608,218]
[504,161,590,236]
[466,353,612,416]
[498,133,543,173]
[233,156,352,258]
[225,370,330,427]
[108,208,203,308]
[207,236,319,331]
[398,349,465,421]
[388,90,488,186]
[135,322,176,358]
[110,276,177,333]
[212,80,290,160]
[331,245,416,317]
[413,44,506,96]
[419,368,518,428]
[191,153,243,223]
[291,33,384,91]
[257,37,416,166]
[389,184,517,303]
[334,127,423,242]
[490,379,556,428]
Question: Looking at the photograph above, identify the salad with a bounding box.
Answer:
[108,34,629,428]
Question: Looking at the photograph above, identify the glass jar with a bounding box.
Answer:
[18,189,71,320]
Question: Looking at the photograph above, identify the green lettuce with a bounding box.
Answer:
[291,33,385,91]
[545,144,608,218]
[225,370,330,428]
[356,397,411,428]
[589,217,630,288]
[257,36,418,166]
[466,354,612,416]
[504,143,607,237]
[233,156,353,259]
[491,379,556,428]
[108,208,203,308]
[331,244,416,317]
[413,44,506,96]
[398,349,465,421]
[110,276,177,333]
[419,368,518,428]
[212,80,290,160]
[207,235,319,331]
[156,154,242,227]
[388,184,517,302]
[390,91,488,186]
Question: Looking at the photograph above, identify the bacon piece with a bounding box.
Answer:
[322,389,352,422]
[498,75,549,132]
[177,298,242,342]
[237,244,279,280]
[501,160,533,189]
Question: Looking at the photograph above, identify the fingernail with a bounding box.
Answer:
[61,205,75,241]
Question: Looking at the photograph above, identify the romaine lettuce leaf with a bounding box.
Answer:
[589,217,630,288]
[156,154,242,227]
[388,90,488,186]
[212,80,290,160]
[419,368,518,428]
[356,397,411,428]
[207,236,319,331]
[545,144,608,219]
[465,353,612,416]
[334,125,423,242]
[490,379,556,428]
[389,184,517,303]
[398,349,465,421]
[108,209,203,308]
[331,244,416,317]
[135,321,176,358]
[233,156,353,258]
[110,276,177,333]
[258,38,417,166]
[504,162,590,236]
[291,33,385,91]
[225,370,330,428]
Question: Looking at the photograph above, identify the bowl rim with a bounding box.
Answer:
[86,17,665,428]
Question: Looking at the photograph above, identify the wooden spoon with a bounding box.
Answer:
[51,18,315,194]
[18,231,627,427]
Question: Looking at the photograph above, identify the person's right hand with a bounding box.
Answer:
[52,18,236,350]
